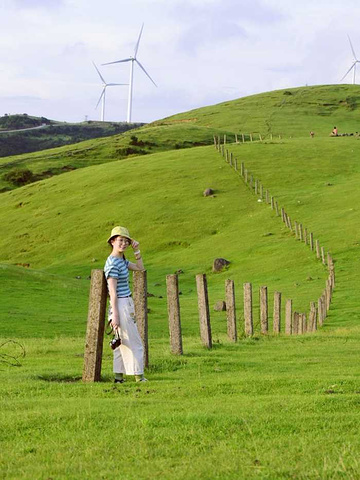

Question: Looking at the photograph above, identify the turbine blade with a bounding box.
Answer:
[93,61,106,84]
[135,59,157,87]
[348,35,358,60]
[107,83,128,86]
[95,87,106,109]
[102,58,132,66]
[134,23,144,58]
[340,63,356,82]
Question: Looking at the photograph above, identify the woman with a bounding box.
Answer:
[104,226,147,383]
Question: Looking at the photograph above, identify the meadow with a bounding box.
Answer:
[1,85,360,479]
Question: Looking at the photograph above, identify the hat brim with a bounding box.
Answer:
[107,234,132,245]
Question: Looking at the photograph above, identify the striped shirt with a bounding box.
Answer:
[104,255,131,297]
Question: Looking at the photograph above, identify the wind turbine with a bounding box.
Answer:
[93,61,127,122]
[102,24,157,123]
[340,35,360,85]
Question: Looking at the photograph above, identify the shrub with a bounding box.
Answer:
[3,168,34,186]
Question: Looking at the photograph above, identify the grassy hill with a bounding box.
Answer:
[1,85,360,478]
[157,84,360,138]
[0,114,144,158]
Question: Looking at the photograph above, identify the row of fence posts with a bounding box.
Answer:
[219,133,282,145]
[213,135,336,329]
[82,260,335,382]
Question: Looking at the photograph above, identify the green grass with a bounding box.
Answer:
[1,86,360,478]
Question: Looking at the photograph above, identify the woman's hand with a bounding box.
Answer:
[111,312,120,330]
[131,239,140,251]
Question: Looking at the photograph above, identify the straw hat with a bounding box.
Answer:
[107,226,132,245]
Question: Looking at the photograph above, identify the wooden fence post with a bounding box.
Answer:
[318,297,324,327]
[250,175,253,190]
[273,291,281,334]
[285,299,292,335]
[299,224,303,242]
[260,286,268,334]
[242,133,245,143]
[281,208,285,222]
[293,312,299,335]
[315,239,320,258]
[301,313,307,333]
[224,134,226,144]
[230,152,233,166]
[234,159,238,171]
[133,270,149,368]
[196,274,212,348]
[250,133,253,142]
[166,274,183,355]
[304,228,308,245]
[271,196,275,210]
[255,179,258,195]
[308,302,317,332]
[321,247,326,265]
[244,169,248,184]
[82,269,108,382]
[275,201,279,216]
[225,279,237,342]
[244,283,253,336]
[294,221,298,239]
[235,133,238,143]
[260,183,263,199]
[298,312,304,334]
[241,162,245,177]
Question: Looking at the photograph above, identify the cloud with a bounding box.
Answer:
[9,0,64,9]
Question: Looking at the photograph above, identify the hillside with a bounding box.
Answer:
[1,85,360,478]
[0,114,143,158]
[157,84,360,138]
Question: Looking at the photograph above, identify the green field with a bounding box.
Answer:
[1,85,360,479]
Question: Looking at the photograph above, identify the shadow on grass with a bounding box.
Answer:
[36,374,82,383]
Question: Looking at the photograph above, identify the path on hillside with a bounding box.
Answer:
[0,125,52,135]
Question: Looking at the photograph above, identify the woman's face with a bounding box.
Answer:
[111,236,131,253]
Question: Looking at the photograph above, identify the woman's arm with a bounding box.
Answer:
[107,277,120,328]
[128,239,145,271]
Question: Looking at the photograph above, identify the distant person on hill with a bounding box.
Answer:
[331,126,338,136]
[104,226,147,384]
[310,131,315,138]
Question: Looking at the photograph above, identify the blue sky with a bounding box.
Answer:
[1,0,360,123]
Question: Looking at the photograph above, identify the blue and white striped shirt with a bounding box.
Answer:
[104,255,131,297]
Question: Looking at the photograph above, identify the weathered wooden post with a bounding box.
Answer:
[225,149,229,162]
[308,302,317,332]
[281,208,286,222]
[241,162,245,177]
[225,279,237,342]
[318,297,324,327]
[321,247,326,265]
[271,196,275,210]
[83,269,108,382]
[250,175,253,190]
[294,221,298,239]
[244,283,253,336]
[298,312,304,334]
[260,183,263,199]
[133,270,149,368]
[244,169,248,184]
[242,133,245,143]
[230,152,233,166]
[273,291,281,334]
[224,134,226,144]
[166,274,183,355]
[326,280,331,311]
[285,299,292,335]
[304,228,308,245]
[255,179,258,195]
[287,216,293,231]
[299,224,303,242]
[315,239,320,259]
[310,232,314,251]
[234,159,238,171]
[250,133,253,142]
[235,133,238,143]
[260,286,268,334]
[301,313,307,333]
[292,312,299,335]
[196,274,212,348]
[275,201,279,216]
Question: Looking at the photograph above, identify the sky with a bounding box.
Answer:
[1,0,360,123]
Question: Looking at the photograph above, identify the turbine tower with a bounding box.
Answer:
[93,61,127,122]
[341,35,360,85]
[102,24,157,123]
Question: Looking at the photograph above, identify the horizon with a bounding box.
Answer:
[1,0,360,123]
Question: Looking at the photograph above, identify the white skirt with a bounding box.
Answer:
[112,297,144,375]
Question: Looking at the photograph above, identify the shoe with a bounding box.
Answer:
[136,377,148,383]
[114,378,126,384]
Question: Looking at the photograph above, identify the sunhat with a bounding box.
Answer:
[107,226,132,245]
